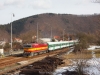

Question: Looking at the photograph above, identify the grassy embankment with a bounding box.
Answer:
[60,49,100,66]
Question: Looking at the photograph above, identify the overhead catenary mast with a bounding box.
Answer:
[37,23,38,43]
[10,13,14,55]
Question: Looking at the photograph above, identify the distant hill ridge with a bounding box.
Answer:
[0,13,100,41]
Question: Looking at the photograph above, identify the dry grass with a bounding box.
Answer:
[60,50,93,69]
[61,50,93,75]
[93,49,100,58]
[63,50,92,59]
[58,49,100,75]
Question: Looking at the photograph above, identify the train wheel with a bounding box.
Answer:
[36,52,39,55]
[30,52,34,57]
[47,50,49,53]
[23,52,30,57]
[23,52,26,57]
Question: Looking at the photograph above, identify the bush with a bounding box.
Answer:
[0,45,3,49]
[51,39,55,42]
[75,60,86,75]
[3,43,10,51]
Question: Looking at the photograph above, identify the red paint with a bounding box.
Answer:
[24,43,48,53]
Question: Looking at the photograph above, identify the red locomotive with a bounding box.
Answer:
[23,43,48,56]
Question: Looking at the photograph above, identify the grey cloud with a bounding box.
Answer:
[4,0,24,7]
[0,0,52,10]
[31,0,52,9]
[91,0,100,3]
[0,3,4,9]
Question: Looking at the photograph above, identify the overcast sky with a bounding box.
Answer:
[0,0,100,24]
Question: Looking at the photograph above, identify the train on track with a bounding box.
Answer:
[23,40,78,56]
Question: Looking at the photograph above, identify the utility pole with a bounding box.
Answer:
[37,23,38,43]
[10,13,14,55]
[63,29,65,41]
[51,26,52,40]
[44,22,52,40]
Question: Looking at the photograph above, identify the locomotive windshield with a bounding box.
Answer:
[23,44,32,48]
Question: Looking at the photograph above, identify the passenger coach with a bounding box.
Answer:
[23,40,77,56]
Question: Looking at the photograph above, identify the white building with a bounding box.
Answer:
[40,38,51,42]
[0,40,6,46]
[14,38,22,43]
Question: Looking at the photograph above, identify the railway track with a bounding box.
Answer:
[0,47,71,75]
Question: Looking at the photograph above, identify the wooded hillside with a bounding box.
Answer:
[0,13,100,42]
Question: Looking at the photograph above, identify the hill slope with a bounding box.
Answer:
[0,13,100,41]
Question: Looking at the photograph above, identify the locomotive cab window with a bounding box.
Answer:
[23,45,31,47]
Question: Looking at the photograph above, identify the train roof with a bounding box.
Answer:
[47,41,69,44]
[47,40,78,44]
